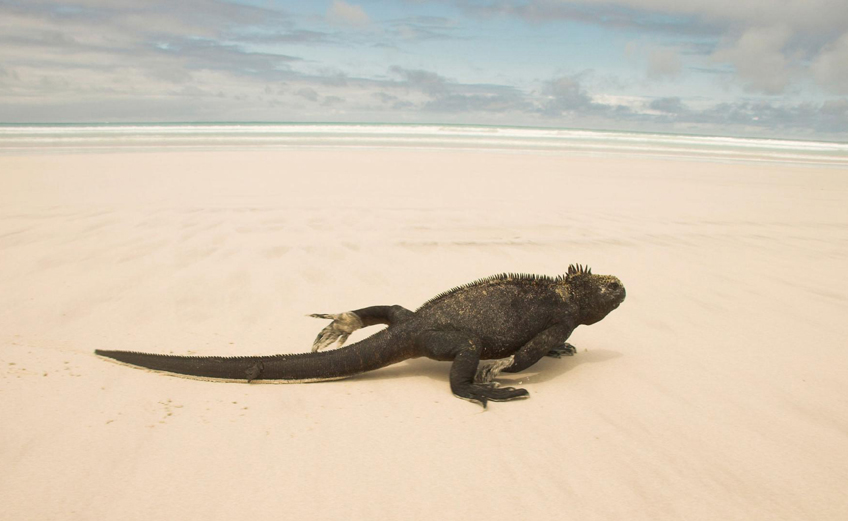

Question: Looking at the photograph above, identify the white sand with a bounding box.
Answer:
[1,149,847,520]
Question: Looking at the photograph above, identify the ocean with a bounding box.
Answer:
[1,122,846,167]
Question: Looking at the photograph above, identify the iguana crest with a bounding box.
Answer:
[417,264,593,311]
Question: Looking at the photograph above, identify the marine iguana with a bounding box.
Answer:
[95,264,625,407]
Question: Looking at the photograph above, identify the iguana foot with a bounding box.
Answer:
[474,355,515,384]
[308,312,364,352]
[546,342,577,358]
[452,383,530,409]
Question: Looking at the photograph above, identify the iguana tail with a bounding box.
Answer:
[95,328,413,383]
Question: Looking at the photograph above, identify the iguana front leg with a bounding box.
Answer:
[503,324,575,373]
[309,305,414,352]
[415,330,529,408]
[474,342,572,385]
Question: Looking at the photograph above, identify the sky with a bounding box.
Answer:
[1,0,847,139]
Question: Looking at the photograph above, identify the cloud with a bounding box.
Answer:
[459,0,848,35]
[373,92,398,104]
[533,75,848,136]
[0,0,305,118]
[296,87,319,102]
[812,33,848,94]
[386,16,459,41]
[0,1,297,74]
[372,91,417,110]
[389,66,449,96]
[387,66,530,113]
[648,97,687,114]
[636,96,848,136]
[327,1,370,27]
[711,26,795,94]
[321,95,345,107]
[458,0,722,36]
[819,99,848,130]
[8,0,292,40]
[539,75,608,116]
[458,0,848,95]
[240,30,332,46]
[0,1,845,140]
[153,39,299,78]
[647,48,683,80]
[627,43,684,81]
[423,91,526,113]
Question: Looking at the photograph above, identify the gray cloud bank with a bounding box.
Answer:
[459,0,848,95]
[0,0,845,140]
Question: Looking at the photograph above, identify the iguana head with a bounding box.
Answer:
[562,264,626,325]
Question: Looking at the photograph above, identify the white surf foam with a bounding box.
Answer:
[1,123,846,167]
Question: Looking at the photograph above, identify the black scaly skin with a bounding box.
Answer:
[95,264,625,407]
[95,328,412,383]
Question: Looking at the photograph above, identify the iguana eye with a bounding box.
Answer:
[608,282,620,291]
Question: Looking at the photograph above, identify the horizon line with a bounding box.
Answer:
[1,121,845,145]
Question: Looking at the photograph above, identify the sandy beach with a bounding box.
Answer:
[2,148,847,520]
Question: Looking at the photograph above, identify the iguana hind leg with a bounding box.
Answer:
[416,330,528,408]
[309,312,363,352]
[309,305,414,352]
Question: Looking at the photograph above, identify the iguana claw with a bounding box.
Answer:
[546,342,577,358]
[309,312,364,352]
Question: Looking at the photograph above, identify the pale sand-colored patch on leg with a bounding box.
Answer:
[474,355,515,384]
[309,311,364,352]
